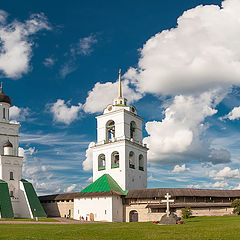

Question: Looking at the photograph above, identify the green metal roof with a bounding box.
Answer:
[21,179,47,218]
[0,180,14,218]
[80,174,128,195]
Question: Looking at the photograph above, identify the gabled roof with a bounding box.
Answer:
[80,174,128,195]
[125,188,240,198]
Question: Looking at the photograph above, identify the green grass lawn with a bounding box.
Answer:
[0,216,240,240]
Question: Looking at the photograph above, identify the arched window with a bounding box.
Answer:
[129,151,135,169]
[106,120,115,141]
[98,154,106,171]
[111,151,119,168]
[130,121,136,139]
[3,108,5,119]
[10,171,14,180]
[139,155,144,171]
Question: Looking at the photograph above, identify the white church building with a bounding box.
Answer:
[0,84,46,219]
[74,70,148,221]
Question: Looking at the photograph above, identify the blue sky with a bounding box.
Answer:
[2,0,240,195]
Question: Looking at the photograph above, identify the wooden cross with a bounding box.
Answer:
[161,193,174,217]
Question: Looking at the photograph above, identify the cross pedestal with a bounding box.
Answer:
[161,193,174,217]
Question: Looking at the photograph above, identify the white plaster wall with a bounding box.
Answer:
[125,141,147,190]
[74,197,113,222]
[0,156,23,183]
[0,155,23,203]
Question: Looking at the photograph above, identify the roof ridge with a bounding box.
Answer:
[80,174,127,195]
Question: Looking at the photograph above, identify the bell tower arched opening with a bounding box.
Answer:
[106,120,115,142]
[98,154,106,171]
[129,151,135,169]
[111,151,119,168]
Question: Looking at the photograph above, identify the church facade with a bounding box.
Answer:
[39,71,240,222]
[0,85,46,219]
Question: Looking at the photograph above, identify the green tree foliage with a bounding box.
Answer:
[231,199,240,215]
[181,207,192,219]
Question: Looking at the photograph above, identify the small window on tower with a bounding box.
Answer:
[10,171,14,180]
[3,108,5,119]
[10,191,14,197]
[7,109,9,120]
[139,155,144,171]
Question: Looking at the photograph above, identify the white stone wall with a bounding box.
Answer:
[41,200,74,218]
[74,196,113,222]
[125,204,234,222]
[182,207,233,217]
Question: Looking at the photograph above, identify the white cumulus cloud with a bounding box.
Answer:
[65,184,77,192]
[84,78,142,113]
[172,164,190,173]
[209,167,240,180]
[82,142,95,171]
[205,181,229,189]
[143,91,229,164]
[10,105,29,122]
[0,11,50,79]
[50,99,82,125]
[224,106,240,120]
[125,0,240,96]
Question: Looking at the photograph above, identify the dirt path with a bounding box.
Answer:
[0,218,97,224]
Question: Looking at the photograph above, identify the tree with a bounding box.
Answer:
[181,207,192,219]
[231,199,240,215]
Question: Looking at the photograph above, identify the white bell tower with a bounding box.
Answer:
[92,70,148,191]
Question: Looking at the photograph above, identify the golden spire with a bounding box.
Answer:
[0,82,3,93]
[118,69,122,98]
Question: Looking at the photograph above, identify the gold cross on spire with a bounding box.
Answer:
[118,69,122,98]
[0,82,3,93]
